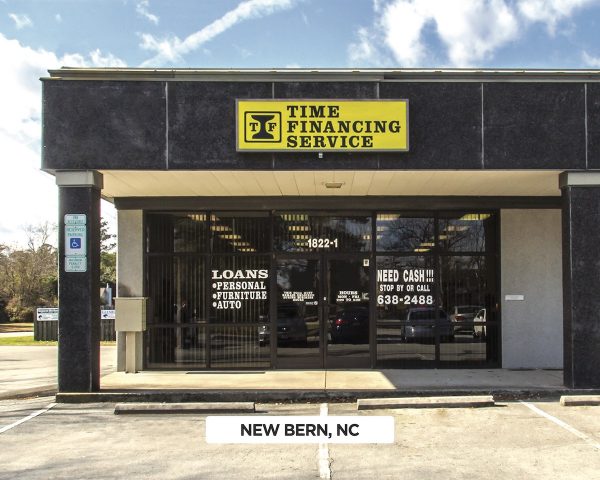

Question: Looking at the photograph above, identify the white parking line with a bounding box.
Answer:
[0,403,56,434]
[318,403,331,479]
[520,401,600,450]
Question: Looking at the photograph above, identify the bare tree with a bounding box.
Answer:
[0,223,58,322]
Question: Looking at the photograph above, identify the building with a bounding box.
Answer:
[41,68,600,392]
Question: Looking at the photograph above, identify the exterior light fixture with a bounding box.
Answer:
[324,182,344,189]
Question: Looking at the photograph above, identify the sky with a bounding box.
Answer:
[2,0,600,246]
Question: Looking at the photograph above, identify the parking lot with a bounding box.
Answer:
[0,396,599,479]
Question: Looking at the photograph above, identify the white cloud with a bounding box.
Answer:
[136,0,159,25]
[432,0,519,66]
[0,34,124,245]
[139,0,301,66]
[348,27,389,66]
[350,0,600,67]
[582,51,600,67]
[517,0,597,34]
[8,13,33,29]
[61,48,127,68]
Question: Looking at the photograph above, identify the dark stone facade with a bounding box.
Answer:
[41,71,600,390]
[561,185,600,388]
[58,186,101,392]
[41,78,596,173]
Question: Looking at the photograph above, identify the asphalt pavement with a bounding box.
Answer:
[0,397,599,479]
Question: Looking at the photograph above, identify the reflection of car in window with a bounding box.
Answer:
[449,305,482,334]
[403,308,454,342]
[330,307,369,344]
[258,305,308,346]
[473,308,487,338]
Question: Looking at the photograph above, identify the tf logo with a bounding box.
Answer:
[244,111,281,143]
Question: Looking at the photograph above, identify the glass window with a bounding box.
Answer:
[274,214,371,252]
[439,256,491,313]
[211,213,270,254]
[376,214,434,252]
[438,213,495,253]
[210,255,270,324]
[146,256,207,325]
[376,256,436,365]
[439,255,498,364]
[146,213,208,253]
[146,255,207,368]
[210,325,269,368]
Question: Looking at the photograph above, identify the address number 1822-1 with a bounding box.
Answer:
[307,238,339,249]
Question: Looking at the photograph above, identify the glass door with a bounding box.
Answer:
[325,257,370,368]
[275,255,370,369]
[275,258,321,368]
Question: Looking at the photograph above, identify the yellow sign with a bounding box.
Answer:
[236,100,409,152]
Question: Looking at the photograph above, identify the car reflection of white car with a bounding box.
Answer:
[473,308,486,338]
[450,305,482,334]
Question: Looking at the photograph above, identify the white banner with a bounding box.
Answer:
[206,416,394,444]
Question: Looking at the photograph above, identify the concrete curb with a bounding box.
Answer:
[560,395,600,406]
[54,388,600,404]
[357,395,495,410]
[114,402,255,414]
[0,385,57,401]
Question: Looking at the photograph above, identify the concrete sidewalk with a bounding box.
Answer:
[0,331,33,337]
[82,368,573,402]
[101,368,564,391]
[0,345,116,399]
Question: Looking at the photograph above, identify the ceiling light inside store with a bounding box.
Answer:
[288,225,310,231]
[211,225,232,232]
[377,214,401,221]
[219,234,241,240]
[281,214,308,221]
[414,248,430,253]
[445,225,469,232]
[459,214,491,221]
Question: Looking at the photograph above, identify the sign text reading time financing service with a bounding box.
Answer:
[237,100,408,152]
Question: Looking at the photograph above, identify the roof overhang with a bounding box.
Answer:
[99,170,562,202]
[43,67,600,82]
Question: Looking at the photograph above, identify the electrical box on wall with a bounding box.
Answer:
[115,297,148,332]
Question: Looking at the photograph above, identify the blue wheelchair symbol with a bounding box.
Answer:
[70,238,82,249]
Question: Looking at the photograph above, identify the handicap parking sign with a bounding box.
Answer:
[65,224,86,256]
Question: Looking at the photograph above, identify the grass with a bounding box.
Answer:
[0,336,116,347]
[0,323,34,333]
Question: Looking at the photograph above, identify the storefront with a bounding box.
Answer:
[41,68,600,391]
[144,210,497,370]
